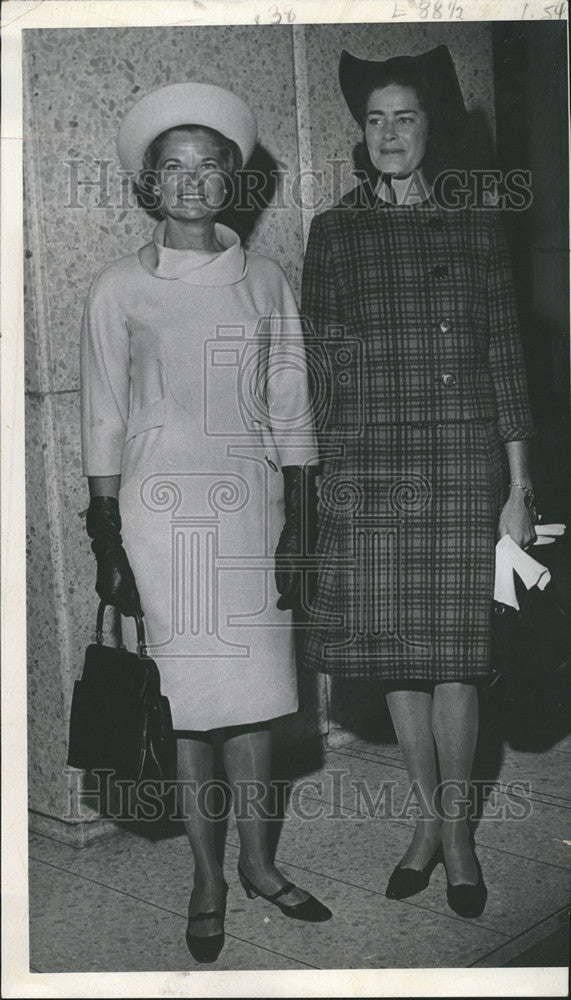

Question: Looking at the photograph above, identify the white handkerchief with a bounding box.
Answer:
[533,523,567,545]
[494,534,551,610]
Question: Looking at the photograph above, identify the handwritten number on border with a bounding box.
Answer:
[416,1,463,18]
[255,5,296,23]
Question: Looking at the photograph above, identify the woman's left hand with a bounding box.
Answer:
[498,489,537,548]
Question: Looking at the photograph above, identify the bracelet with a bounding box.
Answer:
[509,481,537,517]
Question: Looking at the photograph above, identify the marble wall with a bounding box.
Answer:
[24,22,494,838]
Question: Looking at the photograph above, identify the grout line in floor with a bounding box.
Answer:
[222,937,321,969]
[345,738,571,757]
[222,838,512,938]
[31,826,569,964]
[336,742,399,763]
[28,856,322,970]
[325,747,571,811]
[467,906,570,968]
[29,790,571,888]
[492,779,571,805]
[30,840,511,940]
[328,746,571,811]
[497,789,571,809]
[343,737,571,774]
[291,789,571,873]
[29,854,196,917]
[465,840,571,873]
[28,730,571,972]
[296,790,411,825]
[327,747,407,769]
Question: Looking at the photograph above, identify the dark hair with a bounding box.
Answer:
[353,65,464,184]
[136,124,242,211]
[355,63,434,127]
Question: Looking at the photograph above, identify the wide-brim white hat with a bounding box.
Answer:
[117,81,258,174]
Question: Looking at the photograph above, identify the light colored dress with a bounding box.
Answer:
[81,221,318,730]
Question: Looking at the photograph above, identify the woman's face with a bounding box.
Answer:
[364,84,429,177]
[153,128,228,222]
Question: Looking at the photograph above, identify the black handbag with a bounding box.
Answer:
[67,603,175,783]
[487,572,571,746]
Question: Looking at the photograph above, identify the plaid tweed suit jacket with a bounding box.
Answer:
[301,181,536,446]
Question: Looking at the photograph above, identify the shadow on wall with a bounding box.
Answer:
[460,106,497,172]
[220,145,281,244]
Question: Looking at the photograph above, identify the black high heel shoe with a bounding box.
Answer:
[237,864,332,922]
[385,845,443,900]
[185,882,228,963]
[444,849,487,918]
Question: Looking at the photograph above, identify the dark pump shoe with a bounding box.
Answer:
[238,864,332,922]
[185,884,228,963]
[445,853,487,918]
[385,846,443,900]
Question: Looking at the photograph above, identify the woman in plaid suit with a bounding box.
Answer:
[302,46,537,918]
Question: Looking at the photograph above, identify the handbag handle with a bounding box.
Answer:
[95,601,148,658]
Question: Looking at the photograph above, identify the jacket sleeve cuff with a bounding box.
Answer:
[498,421,537,443]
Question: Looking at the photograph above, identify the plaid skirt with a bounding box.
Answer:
[303,421,504,682]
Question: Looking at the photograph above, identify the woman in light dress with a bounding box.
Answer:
[80,81,331,964]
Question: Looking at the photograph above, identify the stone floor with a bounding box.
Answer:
[28,708,571,979]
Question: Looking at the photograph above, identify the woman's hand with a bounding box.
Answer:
[501,443,537,549]
[94,546,144,619]
[498,487,537,549]
[275,466,318,612]
[86,496,144,618]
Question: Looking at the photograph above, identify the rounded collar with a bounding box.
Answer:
[138,220,247,285]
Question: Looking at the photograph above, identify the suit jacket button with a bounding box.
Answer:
[439,318,452,333]
[441,372,457,386]
[432,264,449,279]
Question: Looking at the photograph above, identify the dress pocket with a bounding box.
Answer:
[121,398,165,483]
[252,420,281,473]
[125,397,165,442]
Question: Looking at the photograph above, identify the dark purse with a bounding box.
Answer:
[487,570,571,746]
[67,603,175,783]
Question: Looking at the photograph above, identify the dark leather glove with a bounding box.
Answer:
[86,496,143,618]
[275,465,318,611]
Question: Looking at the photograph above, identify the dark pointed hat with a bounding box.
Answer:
[339,44,466,134]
